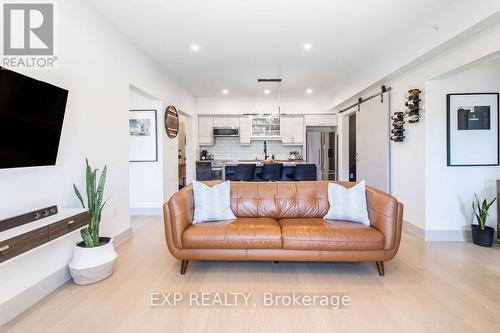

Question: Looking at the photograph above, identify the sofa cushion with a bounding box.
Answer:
[279,218,384,251]
[183,218,282,249]
[229,181,330,219]
[276,182,329,218]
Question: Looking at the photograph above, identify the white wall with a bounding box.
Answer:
[425,59,500,234]
[0,0,195,324]
[128,88,164,213]
[334,18,500,236]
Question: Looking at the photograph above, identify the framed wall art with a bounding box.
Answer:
[129,109,158,162]
[447,93,499,166]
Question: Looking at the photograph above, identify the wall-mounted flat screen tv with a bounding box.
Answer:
[0,67,68,169]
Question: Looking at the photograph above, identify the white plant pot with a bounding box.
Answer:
[69,237,117,285]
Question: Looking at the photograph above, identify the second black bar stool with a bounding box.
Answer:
[261,163,283,181]
[293,164,317,181]
[234,164,256,181]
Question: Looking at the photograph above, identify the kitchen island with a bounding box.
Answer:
[198,159,308,181]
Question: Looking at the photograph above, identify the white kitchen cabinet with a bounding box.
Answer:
[198,115,214,145]
[281,115,304,145]
[304,114,337,127]
[212,116,239,128]
[292,116,304,144]
[239,116,251,145]
[280,116,294,144]
[251,116,281,139]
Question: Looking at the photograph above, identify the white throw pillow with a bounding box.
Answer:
[323,180,370,225]
[192,181,236,224]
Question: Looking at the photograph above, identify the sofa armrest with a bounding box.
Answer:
[163,184,194,250]
[366,187,403,250]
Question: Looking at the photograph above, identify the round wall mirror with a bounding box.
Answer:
[164,105,179,138]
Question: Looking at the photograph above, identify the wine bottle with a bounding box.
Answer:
[405,108,420,114]
[408,114,420,122]
[405,99,421,107]
[391,114,404,121]
[391,135,405,142]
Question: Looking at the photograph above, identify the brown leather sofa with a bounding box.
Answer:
[163,181,403,276]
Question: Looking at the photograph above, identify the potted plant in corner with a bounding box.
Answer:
[69,159,117,285]
[471,194,497,248]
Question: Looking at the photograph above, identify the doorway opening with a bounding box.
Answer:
[178,115,187,189]
[348,114,356,182]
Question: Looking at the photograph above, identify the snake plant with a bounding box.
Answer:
[472,194,496,230]
[73,159,108,247]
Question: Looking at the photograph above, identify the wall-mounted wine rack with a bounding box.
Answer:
[391,89,423,142]
[391,112,405,142]
[405,89,422,123]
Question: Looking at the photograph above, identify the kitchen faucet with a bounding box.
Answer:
[264,140,269,160]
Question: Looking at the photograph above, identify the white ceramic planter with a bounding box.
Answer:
[69,237,117,285]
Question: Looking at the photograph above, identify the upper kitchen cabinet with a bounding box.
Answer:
[281,115,304,145]
[198,115,214,145]
[304,114,337,127]
[251,115,281,139]
[212,116,240,128]
[239,116,251,145]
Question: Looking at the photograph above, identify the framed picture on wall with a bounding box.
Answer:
[447,93,499,166]
[129,109,158,162]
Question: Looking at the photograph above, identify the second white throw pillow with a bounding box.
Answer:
[323,180,370,225]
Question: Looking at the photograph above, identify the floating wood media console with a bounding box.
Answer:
[0,210,88,264]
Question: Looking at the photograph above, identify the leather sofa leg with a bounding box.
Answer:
[375,261,385,276]
[180,260,189,274]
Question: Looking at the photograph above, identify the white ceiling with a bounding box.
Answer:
[86,0,500,100]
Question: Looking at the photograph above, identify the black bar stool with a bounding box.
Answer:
[293,164,317,181]
[261,163,283,181]
[234,164,256,181]
[196,161,212,181]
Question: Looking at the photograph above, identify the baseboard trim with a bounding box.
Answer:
[403,220,425,239]
[114,227,133,247]
[425,229,472,241]
[403,221,473,241]
[0,265,70,327]
[129,208,162,216]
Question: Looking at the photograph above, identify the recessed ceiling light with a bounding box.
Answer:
[222,89,229,95]
[264,89,271,95]
[306,89,313,94]
[190,44,200,52]
[303,43,312,50]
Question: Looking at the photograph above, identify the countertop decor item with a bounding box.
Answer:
[69,159,117,285]
[471,193,496,247]
[165,105,179,138]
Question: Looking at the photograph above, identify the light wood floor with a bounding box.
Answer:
[2,216,500,333]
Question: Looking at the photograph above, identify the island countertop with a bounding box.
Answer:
[199,159,307,167]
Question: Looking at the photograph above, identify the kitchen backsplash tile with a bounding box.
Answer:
[200,137,302,160]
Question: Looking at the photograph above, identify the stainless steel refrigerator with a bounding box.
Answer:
[306,130,337,180]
